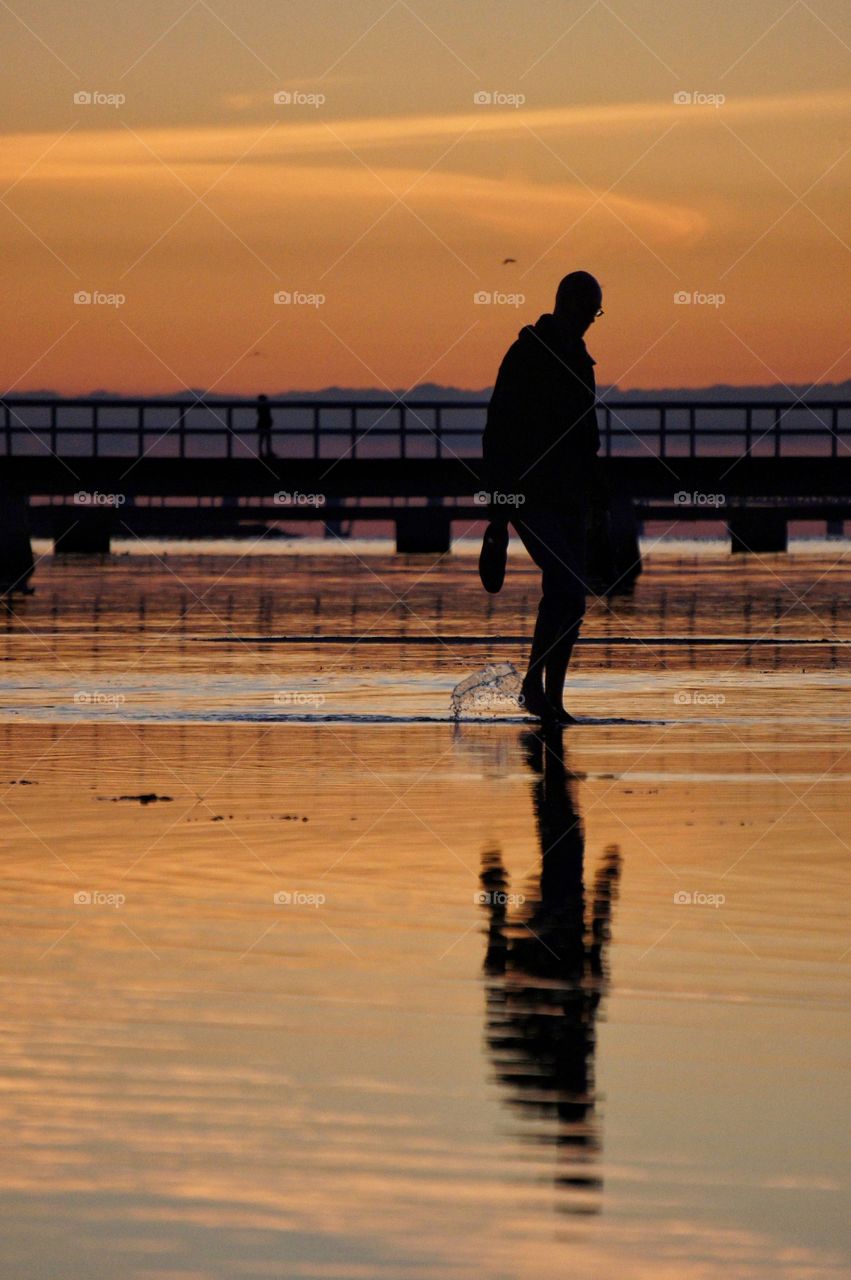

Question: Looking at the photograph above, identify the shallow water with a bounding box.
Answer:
[1,543,849,1278]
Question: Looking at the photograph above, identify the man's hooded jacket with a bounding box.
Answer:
[482,312,601,509]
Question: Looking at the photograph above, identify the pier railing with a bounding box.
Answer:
[1,397,849,462]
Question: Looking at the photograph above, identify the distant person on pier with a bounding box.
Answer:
[480,271,605,726]
[256,394,275,459]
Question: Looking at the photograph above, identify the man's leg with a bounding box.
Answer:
[514,508,588,720]
[543,610,583,715]
[542,511,587,715]
[511,516,554,717]
[520,609,552,719]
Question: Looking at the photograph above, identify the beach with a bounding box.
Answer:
[0,540,848,1277]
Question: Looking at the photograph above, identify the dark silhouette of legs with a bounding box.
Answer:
[514,509,588,722]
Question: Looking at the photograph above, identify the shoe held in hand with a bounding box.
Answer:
[478,520,509,594]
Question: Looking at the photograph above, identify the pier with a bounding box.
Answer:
[2,396,849,565]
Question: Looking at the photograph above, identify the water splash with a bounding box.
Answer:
[450,662,524,719]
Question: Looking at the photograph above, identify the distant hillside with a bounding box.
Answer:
[12,379,851,402]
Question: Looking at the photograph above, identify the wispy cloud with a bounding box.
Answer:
[3,88,849,178]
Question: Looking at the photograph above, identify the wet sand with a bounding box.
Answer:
[0,542,849,1278]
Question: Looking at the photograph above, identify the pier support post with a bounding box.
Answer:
[395,509,451,554]
[728,512,787,553]
[54,509,113,554]
[0,483,35,592]
[607,491,643,589]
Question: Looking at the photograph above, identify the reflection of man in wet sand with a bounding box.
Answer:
[478,726,621,1211]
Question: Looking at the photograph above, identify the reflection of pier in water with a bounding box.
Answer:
[2,581,844,674]
[479,728,621,1214]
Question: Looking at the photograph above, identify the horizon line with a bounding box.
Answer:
[4,378,851,401]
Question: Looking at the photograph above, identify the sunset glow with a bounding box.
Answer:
[2,2,850,392]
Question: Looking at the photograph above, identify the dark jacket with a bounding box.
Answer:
[482,312,601,510]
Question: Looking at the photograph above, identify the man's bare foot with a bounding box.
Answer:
[550,706,579,726]
[519,679,556,722]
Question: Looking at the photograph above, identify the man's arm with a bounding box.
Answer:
[482,364,511,521]
[482,343,538,518]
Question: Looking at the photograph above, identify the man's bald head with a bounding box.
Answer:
[555,271,602,320]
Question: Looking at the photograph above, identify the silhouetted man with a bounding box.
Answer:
[482,271,604,725]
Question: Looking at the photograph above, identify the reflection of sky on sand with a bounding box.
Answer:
[0,550,848,1277]
[1,716,847,1277]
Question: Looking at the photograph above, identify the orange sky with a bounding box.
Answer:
[1,0,850,393]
